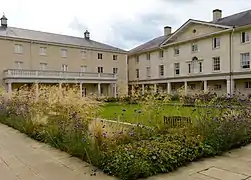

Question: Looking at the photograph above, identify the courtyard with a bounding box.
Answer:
[0,85,251,180]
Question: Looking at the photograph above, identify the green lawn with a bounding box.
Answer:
[99,102,204,126]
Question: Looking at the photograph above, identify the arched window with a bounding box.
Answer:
[192,56,198,61]
[188,56,202,73]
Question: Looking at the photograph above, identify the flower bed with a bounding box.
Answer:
[0,85,251,180]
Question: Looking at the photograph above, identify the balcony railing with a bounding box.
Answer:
[3,69,116,80]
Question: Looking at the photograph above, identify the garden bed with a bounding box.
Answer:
[0,85,251,180]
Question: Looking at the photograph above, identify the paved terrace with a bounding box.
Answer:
[0,123,251,180]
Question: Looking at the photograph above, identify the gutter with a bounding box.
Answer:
[229,26,235,95]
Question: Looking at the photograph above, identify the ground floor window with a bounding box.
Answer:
[214,84,222,90]
[245,82,251,89]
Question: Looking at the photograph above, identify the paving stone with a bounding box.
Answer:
[199,167,248,180]
[0,161,19,180]
[2,123,251,180]
[190,173,223,180]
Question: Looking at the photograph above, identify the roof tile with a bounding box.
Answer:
[0,27,127,53]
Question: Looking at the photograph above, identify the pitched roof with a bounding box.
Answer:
[214,9,251,27]
[0,27,127,53]
[129,34,171,56]
[129,9,251,55]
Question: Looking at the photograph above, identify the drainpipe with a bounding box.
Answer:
[229,26,235,96]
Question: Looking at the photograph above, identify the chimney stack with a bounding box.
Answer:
[1,14,7,28]
[164,26,172,36]
[84,30,90,40]
[213,9,222,21]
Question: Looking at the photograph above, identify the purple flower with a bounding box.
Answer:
[102,132,107,138]
[129,132,134,137]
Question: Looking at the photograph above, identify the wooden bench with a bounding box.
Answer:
[163,116,192,128]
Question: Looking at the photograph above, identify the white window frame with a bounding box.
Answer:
[146,67,151,78]
[81,50,86,59]
[191,43,198,53]
[245,82,251,89]
[15,61,23,69]
[159,65,164,76]
[213,37,220,49]
[14,44,23,54]
[113,67,118,74]
[146,53,151,60]
[135,56,139,64]
[40,47,47,56]
[136,69,139,78]
[174,47,179,55]
[61,64,68,72]
[241,32,250,44]
[214,84,222,90]
[174,63,180,75]
[61,49,67,58]
[80,65,87,72]
[241,53,250,69]
[40,63,47,70]
[98,53,103,60]
[113,55,118,61]
[199,62,203,73]
[188,57,202,74]
[159,50,164,59]
[98,67,103,73]
[213,57,221,71]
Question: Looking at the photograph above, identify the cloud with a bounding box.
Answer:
[104,11,178,50]
[68,17,88,37]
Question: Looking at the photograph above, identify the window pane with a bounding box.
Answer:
[159,65,164,76]
[146,67,151,77]
[241,53,250,68]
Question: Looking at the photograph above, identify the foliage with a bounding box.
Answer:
[100,128,205,180]
[1,85,251,180]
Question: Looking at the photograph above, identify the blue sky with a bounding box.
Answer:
[1,0,251,50]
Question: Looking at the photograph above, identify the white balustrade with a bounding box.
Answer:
[3,69,116,80]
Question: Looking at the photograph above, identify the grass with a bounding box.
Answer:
[99,102,200,125]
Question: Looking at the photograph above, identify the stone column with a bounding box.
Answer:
[184,81,188,96]
[167,82,171,94]
[154,84,157,93]
[227,78,234,96]
[35,83,39,100]
[114,83,117,98]
[142,84,145,95]
[7,82,12,94]
[98,83,101,97]
[80,83,83,97]
[59,82,62,89]
[131,85,135,95]
[204,80,208,93]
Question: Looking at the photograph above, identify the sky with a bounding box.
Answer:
[0,0,251,50]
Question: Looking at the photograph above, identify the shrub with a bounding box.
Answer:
[1,85,251,180]
[100,128,204,180]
